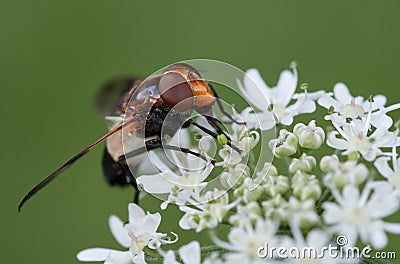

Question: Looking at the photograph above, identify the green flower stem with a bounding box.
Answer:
[316,187,332,214]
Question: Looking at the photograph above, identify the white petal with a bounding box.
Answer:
[362,94,387,111]
[372,94,387,108]
[305,90,326,100]
[322,202,344,224]
[333,83,353,104]
[179,214,194,230]
[239,107,258,129]
[148,151,172,173]
[306,229,330,249]
[275,69,297,106]
[105,251,133,264]
[384,222,400,234]
[342,185,360,201]
[128,203,146,223]
[368,225,388,249]
[318,94,342,110]
[256,112,276,130]
[132,251,146,264]
[77,248,127,262]
[327,132,348,150]
[240,69,271,111]
[370,111,393,129]
[179,241,201,264]
[136,174,175,194]
[109,215,131,248]
[163,250,178,264]
[340,227,358,247]
[288,96,316,114]
[361,149,377,162]
[144,213,162,234]
[374,157,394,178]
[280,114,294,126]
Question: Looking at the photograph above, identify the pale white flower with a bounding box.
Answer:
[238,64,324,130]
[318,82,393,128]
[323,182,400,249]
[213,217,279,263]
[178,190,238,232]
[322,158,369,189]
[77,204,177,264]
[162,241,201,264]
[216,123,260,167]
[327,119,400,161]
[137,150,213,210]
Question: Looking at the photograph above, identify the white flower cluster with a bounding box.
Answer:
[78,64,400,263]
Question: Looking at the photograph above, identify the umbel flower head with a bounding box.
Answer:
[237,62,324,130]
[76,63,400,264]
[77,203,177,264]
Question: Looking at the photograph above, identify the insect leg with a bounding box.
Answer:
[186,119,242,154]
[208,82,246,125]
[118,137,215,167]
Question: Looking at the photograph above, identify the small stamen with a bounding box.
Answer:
[393,130,399,172]
[297,83,310,110]
[300,83,309,91]
[368,95,375,103]
[328,105,335,114]
[363,99,373,136]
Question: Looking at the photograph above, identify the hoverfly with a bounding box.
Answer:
[18,63,243,211]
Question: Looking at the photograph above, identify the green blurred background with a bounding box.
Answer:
[2,0,400,263]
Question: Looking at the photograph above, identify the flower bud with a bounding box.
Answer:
[323,161,368,189]
[291,172,321,201]
[288,197,319,229]
[319,154,340,173]
[263,175,290,197]
[269,129,298,159]
[289,153,316,174]
[293,120,325,149]
[262,195,289,221]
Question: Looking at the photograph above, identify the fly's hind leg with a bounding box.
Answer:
[186,119,242,154]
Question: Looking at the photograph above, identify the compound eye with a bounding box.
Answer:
[159,72,194,111]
